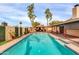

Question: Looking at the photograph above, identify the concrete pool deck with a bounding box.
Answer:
[0,33,31,54]
[49,33,79,54]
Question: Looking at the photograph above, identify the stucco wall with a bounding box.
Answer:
[57,26,60,33]
[52,27,55,32]
[64,22,79,29]
[66,29,79,37]
[52,26,57,33]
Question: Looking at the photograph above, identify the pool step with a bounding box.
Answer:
[65,43,79,54]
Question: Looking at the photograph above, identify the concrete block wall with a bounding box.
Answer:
[15,27,20,37]
[28,27,34,32]
[5,26,15,41]
[25,28,28,34]
[0,26,29,41]
[0,26,5,41]
[45,26,52,32]
[22,28,25,35]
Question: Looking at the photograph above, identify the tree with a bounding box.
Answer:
[27,3,36,27]
[45,8,52,26]
[32,22,40,27]
[49,20,64,25]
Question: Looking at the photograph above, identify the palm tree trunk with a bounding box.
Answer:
[47,19,48,26]
[31,20,34,27]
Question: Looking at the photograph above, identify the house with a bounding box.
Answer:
[52,4,79,37]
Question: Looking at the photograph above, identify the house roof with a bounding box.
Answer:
[51,18,79,26]
[64,18,79,24]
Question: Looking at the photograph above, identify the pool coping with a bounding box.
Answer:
[49,33,79,54]
[0,33,31,54]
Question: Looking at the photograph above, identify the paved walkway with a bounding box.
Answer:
[51,33,79,44]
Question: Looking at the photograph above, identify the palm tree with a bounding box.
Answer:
[27,3,36,27]
[45,8,52,26]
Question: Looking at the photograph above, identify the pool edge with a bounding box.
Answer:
[0,33,31,54]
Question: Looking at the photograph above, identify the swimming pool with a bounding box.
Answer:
[1,33,76,55]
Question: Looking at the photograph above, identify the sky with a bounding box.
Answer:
[0,3,76,27]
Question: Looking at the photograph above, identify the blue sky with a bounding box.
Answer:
[0,3,76,27]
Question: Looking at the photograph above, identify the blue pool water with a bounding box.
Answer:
[1,33,76,55]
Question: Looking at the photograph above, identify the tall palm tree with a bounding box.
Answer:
[27,3,36,27]
[45,8,52,26]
